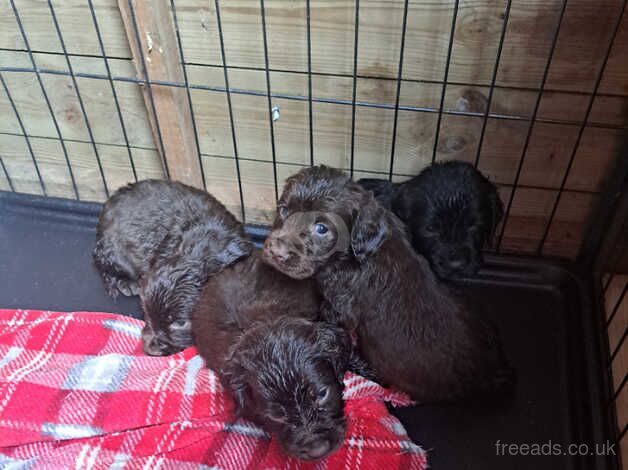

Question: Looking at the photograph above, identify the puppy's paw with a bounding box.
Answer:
[347,351,377,382]
[117,280,139,297]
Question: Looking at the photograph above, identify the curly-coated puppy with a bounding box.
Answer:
[358,160,503,279]
[263,165,513,404]
[192,252,349,461]
[93,179,252,356]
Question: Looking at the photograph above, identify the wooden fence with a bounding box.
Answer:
[0,0,627,259]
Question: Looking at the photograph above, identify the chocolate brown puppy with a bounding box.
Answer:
[93,179,252,356]
[192,252,349,461]
[263,165,513,403]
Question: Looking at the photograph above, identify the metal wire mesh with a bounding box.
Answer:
[0,0,626,252]
[0,0,627,460]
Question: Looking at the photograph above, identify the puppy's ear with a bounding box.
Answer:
[350,200,390,261]
[216,235,253,267]
[202,235,253,276]
[220,355,250,413]
[316,323,352,382]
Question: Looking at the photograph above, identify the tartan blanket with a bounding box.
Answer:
[0,309,427,469]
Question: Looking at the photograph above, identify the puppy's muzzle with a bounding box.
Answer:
[263,237,297,265]
[141,326,175,356]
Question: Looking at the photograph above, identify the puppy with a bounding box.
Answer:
[93,179,252,356]
[192,251,349,461]
[263,165,513,404]
[358,160,503,279]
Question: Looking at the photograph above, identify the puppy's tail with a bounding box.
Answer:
[357,178,400,209]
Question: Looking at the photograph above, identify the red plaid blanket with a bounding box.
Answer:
[0,309,427,469]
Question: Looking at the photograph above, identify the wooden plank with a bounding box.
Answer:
[0,133,163,201]
[498,187,597,257]
[389,109,437,176]
[0,51,155,149]
[3,1,627,94]
[0,0,132,58]
[1,0,626,263]
[604,275,627,464]
[542,191,599,258]
[118,0,203,188]
[546,0,626,93]
[606,276,628,352]
[622,424,628,470]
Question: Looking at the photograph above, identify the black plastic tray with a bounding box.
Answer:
[0,190,618,470]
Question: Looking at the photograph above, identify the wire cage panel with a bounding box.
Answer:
[604,274,628,467]
[0,0,627,261]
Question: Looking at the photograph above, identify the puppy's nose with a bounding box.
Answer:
[449,258,464,269]
[143,336,170,356]
[266,238,292,263]
[447,249,469,269]
[305,439,331,460]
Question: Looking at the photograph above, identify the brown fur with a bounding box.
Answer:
[263,165,513,403]
[192,251,350,460]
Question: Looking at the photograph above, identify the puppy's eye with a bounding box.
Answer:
[316,386,330,404]
[278,205,289,219]
[314,223,328,235]
[426,224,436,232]
[171,319,190,329]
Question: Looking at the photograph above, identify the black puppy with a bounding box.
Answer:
[93,179,252,356]
[358,160,503,279]
[192,251,348,460]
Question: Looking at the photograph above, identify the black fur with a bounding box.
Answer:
[358,160,503,279]
[93,179,252,356]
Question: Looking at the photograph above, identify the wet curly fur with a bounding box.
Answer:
[358,160,503,279]
[192,252,349,461]
[263,165,513,404]
[93,179,252,356]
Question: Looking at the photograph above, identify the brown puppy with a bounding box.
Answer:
[94,179,252,356]
[192,251,350,461]
[262,165,513,404]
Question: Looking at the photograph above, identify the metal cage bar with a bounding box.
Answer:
[388,0,410,181]
[610,324,627,364]
[619,422,628,443]
[0,73,46,195]
[1,65,626,132]
[0,156,15,192]
[260,0,279,202]
[214,0,246,222]
[9,0,79,199]
[606,282,628,328]
[87,0,137,183]
[431,0,460,164]
[170,0,207,191]
[349,0,360,178]
[4,44,628,102]
[47,0,109,198]
[537,0,628,255]
[611,372,627,403]
[126,0,170,179]
[496,0,568,252]
[474,0,512,168]
[306,0,314,167]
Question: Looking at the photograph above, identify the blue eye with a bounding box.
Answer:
[314,223,328,235]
